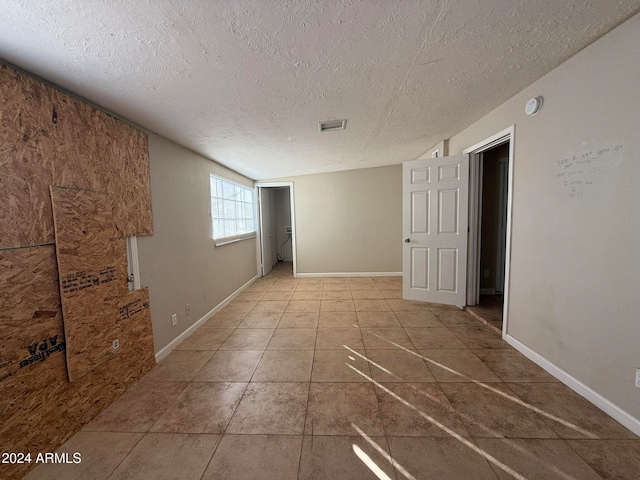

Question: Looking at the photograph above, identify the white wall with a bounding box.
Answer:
[138,133,257,353]
[446,14,640,421]
[267,165,403,275]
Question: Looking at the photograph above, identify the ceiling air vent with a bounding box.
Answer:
[318,119,347,132]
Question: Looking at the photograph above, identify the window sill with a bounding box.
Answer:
[213,233,257,247]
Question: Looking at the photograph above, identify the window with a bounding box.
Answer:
[210,174,256,245]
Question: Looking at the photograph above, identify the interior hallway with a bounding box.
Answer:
[467,295,504,333]
[24,262,640,479]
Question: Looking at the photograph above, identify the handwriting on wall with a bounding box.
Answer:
[555,143,624,201]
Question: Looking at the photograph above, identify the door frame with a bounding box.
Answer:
[463,125,515,338]
[496,157,509,294]
[256,187,275,276]
[126,236,141,291]
[254,181,297,277]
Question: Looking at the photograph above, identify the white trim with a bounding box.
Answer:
[126,236,141,291]
[467,153,483,306]
[479,288,496,295]
[296,272,402,278]
[495,158,509,293]
[155,274,259,362]
[214,233,256,247]
[255,181,297,277]
[506,334,640,437]
[288,184,297,277]
[462,125,515,340]
[503,130,515,339]
[255,186,263,277]
[463,126,512,154]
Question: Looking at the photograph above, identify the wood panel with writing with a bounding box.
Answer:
[50,187,129,381]
[0,62,156,479]
[0,246,155,480]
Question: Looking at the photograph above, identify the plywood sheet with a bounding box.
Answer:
[0,273,154,479]
[48,86,154,238]
[0,245,67,411]
[1,316,154,480]
[0,63,156,479]
[116,287,155,360]
[0,63,153,249]
[51,91,113,194]
[0,65,54,150]
[48,80,153,237]
[51,186,129,381]
[0,65,57,248]
[112,125,154,237]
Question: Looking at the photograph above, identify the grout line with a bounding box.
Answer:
[465,307,503,335]
[104,430,148,479]
[196,434,224,480]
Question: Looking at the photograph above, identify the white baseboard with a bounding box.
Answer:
[479,288,496,295]
[155,275,259,362]
[296,272,402,278]
[505,334,640,437]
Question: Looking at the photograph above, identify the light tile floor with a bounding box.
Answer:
[467,294,504,332]
[24,263,640,479]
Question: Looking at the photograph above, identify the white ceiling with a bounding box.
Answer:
[1,1,638,180]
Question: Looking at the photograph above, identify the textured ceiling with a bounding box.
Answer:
[1,1,638,180]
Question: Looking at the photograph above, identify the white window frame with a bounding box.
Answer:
[210,174,257,246]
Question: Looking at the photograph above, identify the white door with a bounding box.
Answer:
[259,188,275,276]
[403,154,469,307]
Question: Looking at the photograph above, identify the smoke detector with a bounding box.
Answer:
[318,119,347,132]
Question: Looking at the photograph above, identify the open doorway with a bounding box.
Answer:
[468,142,509,331]
[401,127,513,331]
[463,127,513,335]
[255,182,297,277]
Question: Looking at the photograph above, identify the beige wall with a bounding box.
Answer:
[269,165,403,274]
[421,139,449,159]
[138,133,257,353]
[447,14,640,419]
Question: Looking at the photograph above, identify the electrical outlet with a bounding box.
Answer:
[484,269,490,278]
[171,313,177,327]
[635,368,640,389]
[112,339,120,350]
[185,304,191,316]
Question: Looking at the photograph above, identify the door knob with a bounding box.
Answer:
[404,238,411,243]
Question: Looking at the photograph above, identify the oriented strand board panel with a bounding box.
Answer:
[0,245,154,479]
[0,65,57,248]
[1,347,155,480]
[50,88,154,237]
[116,287,155,360]
[0,245,66,480]
[50,93,113,194]
[0,245,67,413]
[51,186,129,381]
[0,63,156,479]
[111,123,154,237]
[0,63,153,250]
